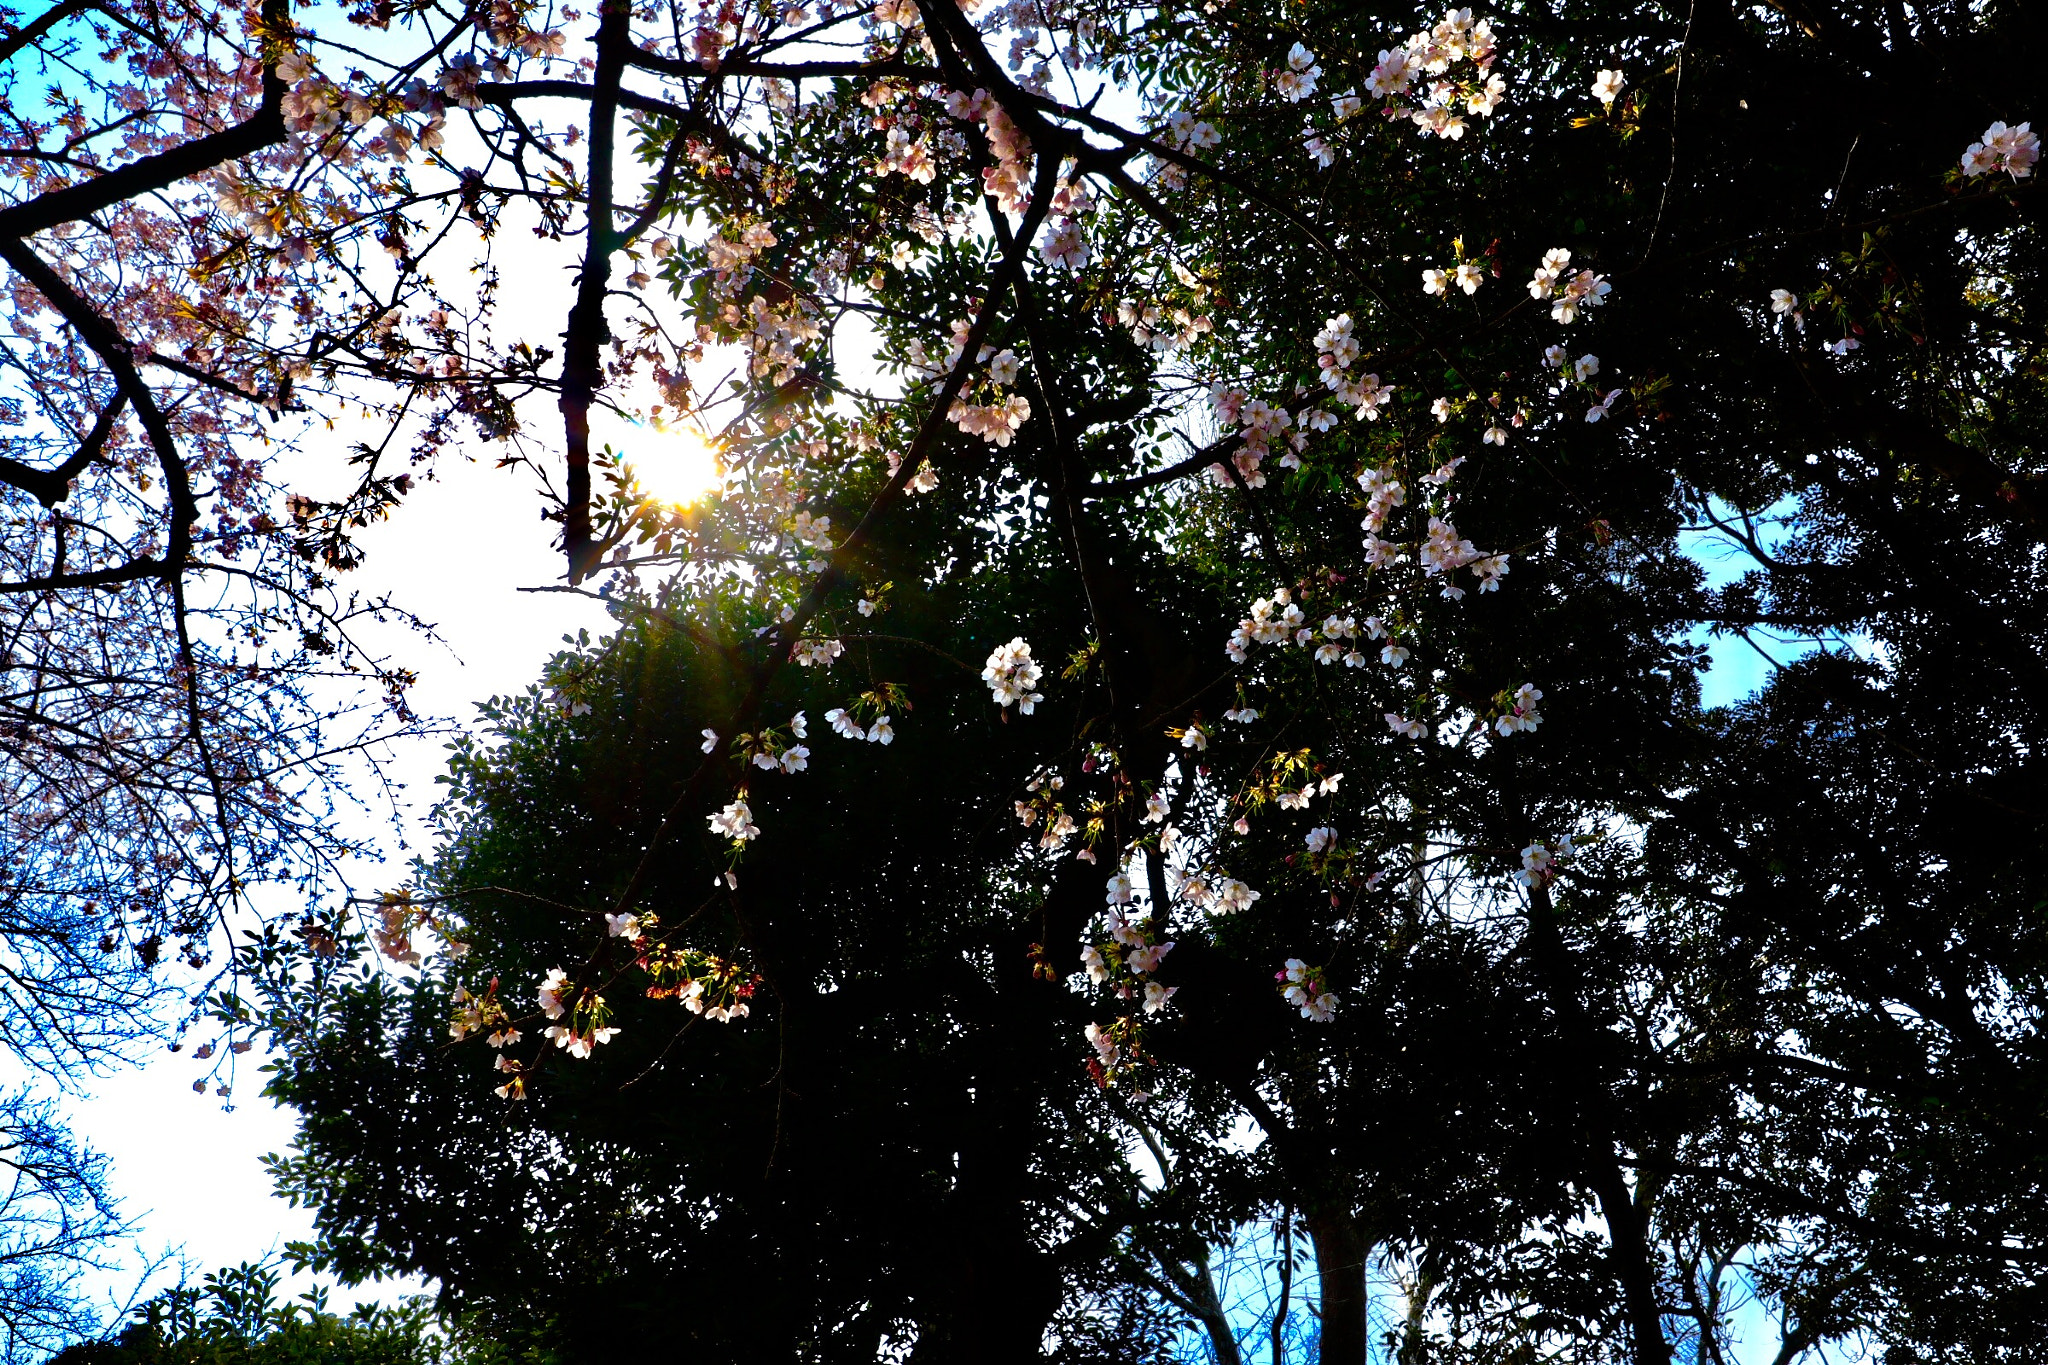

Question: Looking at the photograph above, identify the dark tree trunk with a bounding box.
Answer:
[1522,883,1673,1365]
[1304,1209,1370,1365]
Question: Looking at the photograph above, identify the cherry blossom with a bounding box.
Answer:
[1961,121,2039,180]
[1126,940,1173,974]
[1276,43,1323,103]
[1214,878,1261,913]
[1495,684,1546,735]
[793,638,848,667]
[709,798,761,842]
[1530,249,1614,322]
[537,969,571,1021]
[983,638,1046,713]
[1278,960,1339,1021]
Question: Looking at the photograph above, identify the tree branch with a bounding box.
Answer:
[558,0,634,581]
[1082,434,1231,499]
[0,0,92,69]
[0,390,125,507]
[0,0,287,237]
[473,78,700,124]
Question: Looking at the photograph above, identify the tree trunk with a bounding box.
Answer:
[1272,1212,1292,1365]
[1523,883,1673,1365]
[1168,1247,1244,1365]
[1304,1209,1370,1365]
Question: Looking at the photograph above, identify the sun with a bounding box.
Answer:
[633,427,724,506]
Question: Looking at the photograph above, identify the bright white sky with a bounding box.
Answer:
[66,442,614,1314]
[57,72,808,1307]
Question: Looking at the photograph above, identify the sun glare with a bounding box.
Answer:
[635,429,724,506]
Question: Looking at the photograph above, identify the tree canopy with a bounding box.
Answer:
[47,1263,506,1365]
[3,0,2044,1359]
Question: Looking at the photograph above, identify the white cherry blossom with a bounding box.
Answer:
[1961,121,2038,179]
[983,637,1045,712]
[709,797,761,841]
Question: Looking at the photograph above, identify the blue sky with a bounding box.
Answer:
[1680,496,1827,710]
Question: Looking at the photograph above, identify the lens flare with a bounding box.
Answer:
[633,428,722,505]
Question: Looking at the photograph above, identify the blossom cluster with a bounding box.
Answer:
[1542,344,1623,423]
[638,941,758,1023]
[1078,866,1183,1088]
[1274,42,1324,103]
[742,291,825,386]
[1359,10,1505,140]
[1493,683,1546,734]
[1528,248,1612,323]
[709,795,761,843]
[1313,315,1396,418]
[983,637,1045,713]
[1424,259,1487,297]
[1040,178,1097,271]
[1278,959,1339,1021]
[792,637,847,667]
[1083,871,1179,1014]
[1516,833,1576,888]
[738,712,812,774]
[950,393,1034,446]
[536,967,619,1061]
[1205,386,1315,487]
[1961,121,2039,180]
[1117,265,1216,355]
[925,316,1035,446]
[825,684,908,745]
[1162,109,1224,152]
[1226,586,1307,663]
[370,890,468,968]
[1015,769,1081,852]
[449,980,517,1048]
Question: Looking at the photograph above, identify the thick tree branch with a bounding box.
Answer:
[1522,881,1674,1365]
[1082,435,1231,499]
[558,0,634,582]
[0,390,125,507]
[0,0,287,237]
[473,78,700,123]
[0,238,196,589]
[0,0,92,69]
